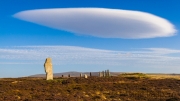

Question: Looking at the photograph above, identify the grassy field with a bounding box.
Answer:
[0,73,180,101]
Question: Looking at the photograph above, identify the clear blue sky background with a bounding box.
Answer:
[0,0,180,77]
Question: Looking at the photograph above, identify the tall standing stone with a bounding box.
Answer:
[103,71,106,77]
[84,74,88,78]
[80,73,82,78]
[44,57,53,80]
[105,70,107,77]
[107,69,110,77]
[99,71,102,77]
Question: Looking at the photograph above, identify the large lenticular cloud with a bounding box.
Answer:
[13,8,177,39]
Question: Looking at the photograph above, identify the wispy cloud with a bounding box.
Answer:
[0,46,180,69]
[13,8,177,39]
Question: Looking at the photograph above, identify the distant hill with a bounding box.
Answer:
[29,72,180,78]
[28,71,124,77]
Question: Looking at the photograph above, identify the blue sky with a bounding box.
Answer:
[0,0,180,77]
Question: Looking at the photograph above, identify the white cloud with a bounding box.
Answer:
[13,8,177,39]
[0,46,180,69]
[143,48,180,55]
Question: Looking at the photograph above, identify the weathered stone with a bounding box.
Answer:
[99,71,102,77]
[44,57,53,80]
[80,73,82,78]
[84,74,88,78]
[107,69,110,77]
[105,70,107,77]
[103,71,105,77]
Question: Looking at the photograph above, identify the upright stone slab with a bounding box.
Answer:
[103,71,105,77]
[84,74,88,78]
[80,73,82,78]
[107,69,110,77]
[99,71,102,77]
[44,58,53,80]
[105,70,107,77]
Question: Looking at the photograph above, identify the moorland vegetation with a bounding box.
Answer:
[0,73,180,101]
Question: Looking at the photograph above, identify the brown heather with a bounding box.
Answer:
[0,74,180,101]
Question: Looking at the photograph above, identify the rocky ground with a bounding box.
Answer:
[0,74,180,101]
